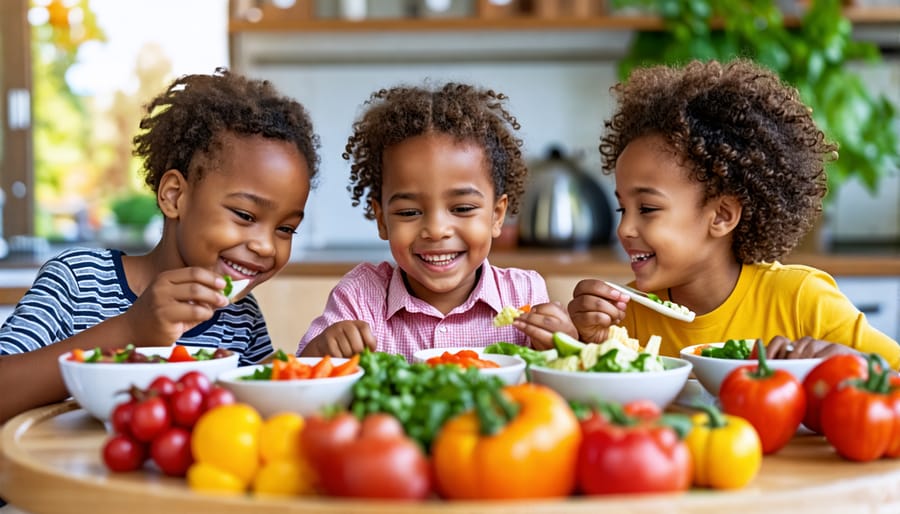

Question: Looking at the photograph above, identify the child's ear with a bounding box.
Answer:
[157,169,187,219]
[370,199,389,241]
[710,195,742,238]
[491,194,509,238]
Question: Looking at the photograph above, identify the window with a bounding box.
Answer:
[2,0,227,249]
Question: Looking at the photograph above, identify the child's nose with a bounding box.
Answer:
[420,213,452,240]
[247,232,276,256]
[617,214,637,240]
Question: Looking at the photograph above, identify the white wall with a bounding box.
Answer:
[232,31,626,256]
[231,30,900,257]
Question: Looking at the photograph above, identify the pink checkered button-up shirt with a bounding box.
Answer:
[296,260,549,361]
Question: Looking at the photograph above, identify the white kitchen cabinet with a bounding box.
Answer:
[836,276,900,340]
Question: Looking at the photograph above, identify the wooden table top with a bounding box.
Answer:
[2,401,900,514]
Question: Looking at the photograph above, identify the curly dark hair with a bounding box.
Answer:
[133,67,320,193]
[600,59,836,263]
[344,82,527,220]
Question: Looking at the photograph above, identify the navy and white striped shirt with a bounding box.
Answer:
[0,247,273,365]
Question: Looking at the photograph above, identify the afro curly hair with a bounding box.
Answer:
[600,59,836,263]
[133,67,320,194]
[343,81,527,220]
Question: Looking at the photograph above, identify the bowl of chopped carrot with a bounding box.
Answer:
[412,347,526,385]
[215,353,363,417]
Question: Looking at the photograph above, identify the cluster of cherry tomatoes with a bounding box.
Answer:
[102,371,236,476]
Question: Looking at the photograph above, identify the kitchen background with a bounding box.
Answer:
[0,0,899,339]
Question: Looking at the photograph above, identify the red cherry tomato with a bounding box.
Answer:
[150,426,194,477]
[130,396,172,442]
[102,434,147,472]
[110,400,136,437]
[169,385,205,428]
[177,371,211,395]
[202,386,236,412]
[147,376,177,399]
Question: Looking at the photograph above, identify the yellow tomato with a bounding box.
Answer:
[191,403,262,485]
[259,412,305,464]
[186,462,246,494]
[252,459,316,496]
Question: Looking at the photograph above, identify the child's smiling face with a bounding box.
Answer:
[159,133,311,297]
[614,134,729,292]
[372,132,507,313]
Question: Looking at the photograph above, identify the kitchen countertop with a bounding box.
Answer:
[1,245,899,305]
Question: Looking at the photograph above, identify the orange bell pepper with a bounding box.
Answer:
[431,383,581,500]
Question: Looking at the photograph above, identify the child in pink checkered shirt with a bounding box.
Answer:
[297,82,578,360]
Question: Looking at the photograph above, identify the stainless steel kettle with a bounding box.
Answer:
[518,146,614,248]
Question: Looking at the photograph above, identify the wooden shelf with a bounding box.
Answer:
[229,7,900,34]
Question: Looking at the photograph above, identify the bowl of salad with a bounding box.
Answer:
[680,340,823,396]
[215,352,363,418]
[58,345,238,421]
[526,329,693,409]
[412,347,526,385]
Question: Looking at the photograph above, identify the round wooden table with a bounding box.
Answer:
[2,401,900,513]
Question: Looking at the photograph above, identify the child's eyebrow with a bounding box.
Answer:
[387,187,485,204]
[616,186,666,198]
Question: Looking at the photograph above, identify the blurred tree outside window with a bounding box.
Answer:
[29,0,228,247]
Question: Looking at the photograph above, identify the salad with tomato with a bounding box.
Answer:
[68,344,233,364]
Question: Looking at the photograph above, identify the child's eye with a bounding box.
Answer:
[278,225,298,235]
[232,209,254,222]
[639,206,660,214]
[452,205,477,214]
[395,209,421,218]
[614,207,625,214]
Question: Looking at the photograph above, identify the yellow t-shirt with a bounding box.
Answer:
[620,262,900,369]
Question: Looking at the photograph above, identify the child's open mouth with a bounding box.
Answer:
[417,252,461,267]
[222,258,260,279]
[630,252,655,263]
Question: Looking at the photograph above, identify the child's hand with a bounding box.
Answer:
[567,279,630,343]
[512,301,578,351]
[124,267,228,346]
[305,320,376,358]
[764,336,862,360]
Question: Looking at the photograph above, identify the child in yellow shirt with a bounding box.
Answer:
[568,59,900,368]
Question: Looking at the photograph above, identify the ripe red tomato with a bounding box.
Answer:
[719,343,806,455]
[801,354,867,434]
[820,354,900,462]
[301,411,361,470]
[317,413,432,500]
[177,371,211,395]
[110,400,136,437]
[147,376,177,399]
[102,434,147,472]
[169,385,205,428]
[150,426,194,477]
[577,412,691,495]
[130,396,172,442]
[202,386,236,412]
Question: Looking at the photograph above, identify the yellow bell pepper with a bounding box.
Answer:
[431,383,581,500]
[685,404,762,489]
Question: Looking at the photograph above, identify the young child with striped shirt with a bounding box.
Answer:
[0,68,320,422]
[297,82,577,360]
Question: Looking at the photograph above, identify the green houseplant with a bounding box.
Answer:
[612,0,900,201]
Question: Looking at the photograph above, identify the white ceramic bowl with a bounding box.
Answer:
[412,347,527,385]
[528,356,693,408]
[215,357,364,418]
[680,341,823,397]
[58,346,239,421]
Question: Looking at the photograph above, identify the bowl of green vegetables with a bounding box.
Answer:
[680,339,822,396]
